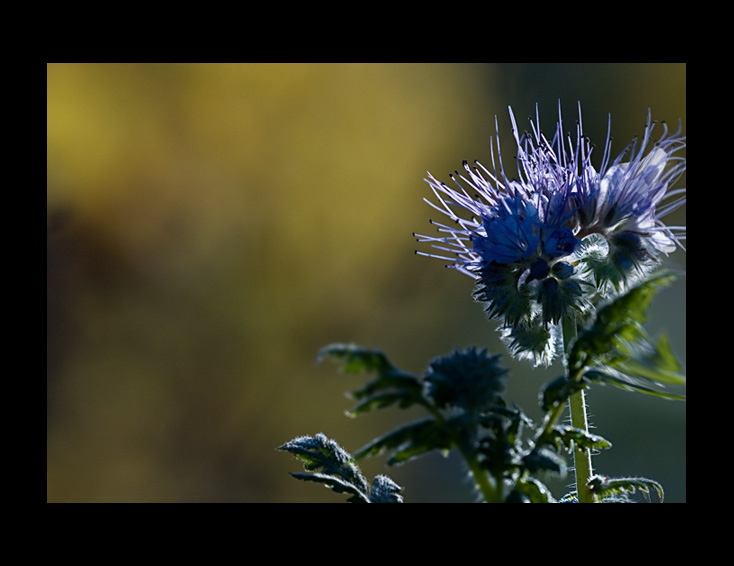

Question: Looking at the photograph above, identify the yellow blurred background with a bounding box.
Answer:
[47,63,686,502]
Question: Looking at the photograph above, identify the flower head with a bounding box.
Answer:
[415,103,686,365]
[423,346,508,415]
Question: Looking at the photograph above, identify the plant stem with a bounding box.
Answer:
[562,316,596,503]
[568,388,595,503]
[425,404,501,502]
[466,453,503,503]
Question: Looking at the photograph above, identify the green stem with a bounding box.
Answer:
[568,388,595,503]
[540,393,567,439]
[425,404,501,503]
[561,316,596,503]
[465,453,503,503]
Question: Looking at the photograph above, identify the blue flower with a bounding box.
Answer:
[572,116,686,289]
[472,196,540,264]
[415,103,686,364]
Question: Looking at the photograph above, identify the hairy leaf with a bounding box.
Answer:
[568,271,685,399]
[587,475,664,503]
[354,418,454,466]
[584,369,686,400]
[347,390,418,416]
[318,343,425,415]
[522,447,567,476]
[609,332,685,386]
[279,433,404,503]
[288,472,371,503]
[544,424,612,452]
[511,477,556,503]
[540,375,587,412]
[278,433,369,496]
[369,475,404,503]
[478,405,532,448]
[569,270,676,371]
[317,343,394,374]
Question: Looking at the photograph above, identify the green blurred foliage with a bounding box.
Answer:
[47,63,685,502]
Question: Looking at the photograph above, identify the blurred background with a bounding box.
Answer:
[47,63,686,503]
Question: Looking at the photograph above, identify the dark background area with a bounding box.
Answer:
[47,63,685,502]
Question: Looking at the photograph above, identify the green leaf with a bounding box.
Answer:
[478,405,532,448]
[369,475,404,503]
[279,433,404,503]
[347,390,417,417]
[317,343,394,374]
[510,477,556,503]
[354,418,454,466]
[587,475,664,503]
[611,332,686,386]
[584,369,686,401]
[288,472,371,503]
[278,433,368,492]
[318,343,425,415]
[544,424,612,452]
[540,375,587,412]
[569,270,676,372]
[568,271,685,400]
[522,447,567,476]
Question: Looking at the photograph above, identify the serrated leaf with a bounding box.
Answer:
[318,343,425,415]
[611,332,686,386]
[288,472,371,503]
[587,475,664,503]
[278,433,369,500]
[347,390,417,417]
[478,405,532,448]
[546,424,612,452]
[569,271,676,372]
[511,477,556,503]
[369,475,404,503]
[350,371,423,400]
[568,271,685,400]
[522,447,567,476]
[280,433,403,503]
[584,368,686,400]
[317,343,394,374]
[540,375,587,412]
[354,418,453,466]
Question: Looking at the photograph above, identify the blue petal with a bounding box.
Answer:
[543,227,580,259]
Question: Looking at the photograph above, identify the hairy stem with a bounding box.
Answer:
[562,316,596,503]
[569,388,595,502]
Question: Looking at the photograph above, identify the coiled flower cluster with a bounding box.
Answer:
[415,103,685,365]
